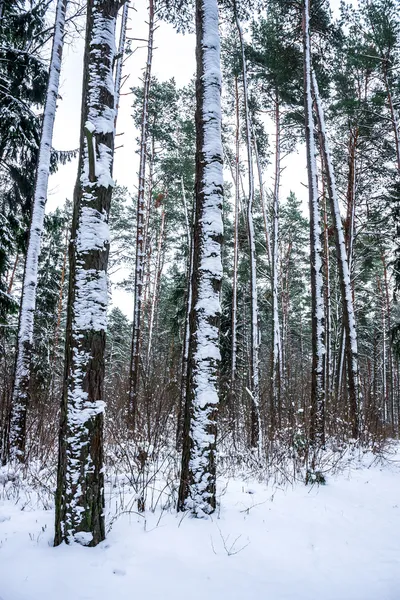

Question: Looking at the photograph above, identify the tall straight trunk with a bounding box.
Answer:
[128,0,154,427]
[271,91,282,433]
[177,0,223,516]
[52,224,69,368]
[381,252,394,430]
[253,131,272,268]
[8,0,68,462]
[385,76,400,174]
[146,207,165,364]
[230,76,240,402]
[54,0,120,547]
[319,156,332,410]
[312,69,360,439]
[378,276,388,422]
[234,6,261,455]
[336,129,357,412]
[48,222,69,404]
[176,179,193,450]
[323,191,332,404]
[303,0,325,448]
[114,0,129,125]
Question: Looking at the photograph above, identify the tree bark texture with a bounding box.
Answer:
[55,0,120,547]
[177,0,223,517]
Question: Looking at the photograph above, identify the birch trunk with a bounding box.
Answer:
[177,0,223,516]
[9,0,68,462]
[128,0,154,428]
[54,0,120,547]
[312,69,360,439]
[303,0,325,448]
[235,6,262,455]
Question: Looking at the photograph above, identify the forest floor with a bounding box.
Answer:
[1,447,400,600]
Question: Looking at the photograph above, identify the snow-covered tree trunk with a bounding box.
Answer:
[114,0,129,126]
[235,7,262,455]
[271,91,282,434]
[177,179,193,450]
[303,0,325,447]
[8,0,68,462]
[177,0,223,516]
[322,189,332,405]
[230,75,240,404]
[54,0,120,547]
[128,0,154,429]
[381,252,394,430]
[312,68,360,439]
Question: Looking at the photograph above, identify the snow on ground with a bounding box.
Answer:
[1,452,400,600]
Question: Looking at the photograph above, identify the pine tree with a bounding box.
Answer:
[54,0,121,547]
[178,0,223,516]
[303,0,325,448]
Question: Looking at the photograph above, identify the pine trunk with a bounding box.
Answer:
[271,91,282,434]
[177,0,223,516]
[114,0,129,126]
[176,179,193,450]
[230,76,240,406]
[235,7,262,455]
[128,0,154,428]
[312,69,360,440]
[8,0,68,462]
[303,0,325,448]
[54,0,120,547]
[146,207,165,364]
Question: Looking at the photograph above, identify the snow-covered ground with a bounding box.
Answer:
[1,451,400,600]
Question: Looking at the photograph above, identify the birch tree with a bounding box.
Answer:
[54,0,121,547]
[177,0,223,516]
[8,0,68,462]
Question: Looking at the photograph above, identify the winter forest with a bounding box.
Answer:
[1,0,400,597]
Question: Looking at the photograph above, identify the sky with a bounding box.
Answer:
[47,0,344,318]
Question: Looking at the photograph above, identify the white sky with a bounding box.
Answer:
[47,0,343,317]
